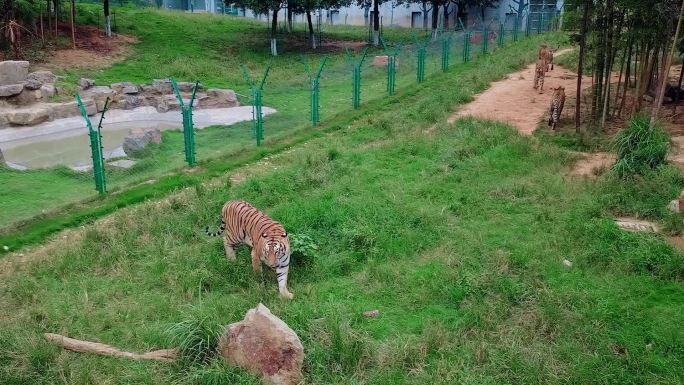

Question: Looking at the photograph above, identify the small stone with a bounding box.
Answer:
[363,309,379,317]
[111,81,139,94]
[668,199,680,213]
[23,78,43,90]
[562,259,573,268]
[78,78,96,89]
[2,245,8,251]
[108,159,136,169]
[0,84,24,97]
[217,303,304,385]
[122,128,161,156]
[152,78,173,93]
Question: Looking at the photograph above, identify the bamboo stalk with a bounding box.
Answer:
[651,0,684,125]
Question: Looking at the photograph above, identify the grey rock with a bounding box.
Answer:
[50,99,96,119]
[26,71,57,84]
[78,78,96,89]
[108,159,137,169]
[0,84,24,97]
[11,89,45,105]
[23,78,43,90]
[111,81,139,94]
[203,88,239,108]
[81,86,113,112]
[5,162,28,171]
[70,164,93,172]
[0,147,4,164]
[217,304,304,385]
[122,128,162,156]
[177,81,202,92]
[152,78,173,93]
[0,61,29,86]
[7,106,51,125]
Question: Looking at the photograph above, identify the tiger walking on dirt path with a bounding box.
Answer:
[548,86,566,130]
[534,57,548,94]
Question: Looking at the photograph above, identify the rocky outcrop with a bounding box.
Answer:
[0,84,24,97]
[217,304,304,385]
[78,78,96,89]
[6,105,52,125]
[122,127,162,156]
[0,61,29,86]
[26,71,57,85]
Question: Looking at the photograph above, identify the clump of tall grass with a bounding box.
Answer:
[611,114,669,176]
[166,318,223,364]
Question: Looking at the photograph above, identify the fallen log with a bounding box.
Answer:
[44,333,178,362]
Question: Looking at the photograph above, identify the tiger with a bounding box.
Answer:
[548,86,566,130]
[538,44,553,71]
[205,200,293,299]
[534,57,548,93]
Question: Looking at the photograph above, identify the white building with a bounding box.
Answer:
[162,0,561,30]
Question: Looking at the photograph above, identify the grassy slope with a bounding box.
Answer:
[1,31,683,385]
[0,7,461,229]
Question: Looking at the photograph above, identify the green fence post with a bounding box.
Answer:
[459,18,470,63]
[441,33,451,72]
[303,56,328,126]
[526,14,531,37]
[498,23,504,48]
[170,77,199,166]
[414,32,428,83]
[537,12,542,34]
[241,66,270,146]
[76,94,108,194]
[380,38,402,96]
[345,47,369,109]
[513,16,519,42]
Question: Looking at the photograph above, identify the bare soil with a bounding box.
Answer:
[32,24,137,71]
[569,151,616,177]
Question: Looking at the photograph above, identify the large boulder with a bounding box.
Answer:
[122,128,162,156]
[7,105,51,125]
[11,85,56,105]
[26,71,57,84]
[50,99,96,119]
[0,61,29,85]
[23,78,43,90]
[0,84,24,97]
[81,86,114,112]
[217,304,304,385]
[202,89,239,108]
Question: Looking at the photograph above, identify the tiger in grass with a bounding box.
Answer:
[205,200,293,299]
[548,86,566,131]
[538,44,553,71]
[534,57,548,93]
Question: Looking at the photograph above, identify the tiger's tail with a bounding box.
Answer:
[205,220,226,237]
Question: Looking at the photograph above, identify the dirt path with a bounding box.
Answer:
[447,49,579,135]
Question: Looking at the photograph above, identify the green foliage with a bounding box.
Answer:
[289,232,319,266]
[166,318,223,364]
[611,114,670,176]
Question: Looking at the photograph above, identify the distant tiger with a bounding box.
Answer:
[534,58,548,93]
[206,200,293,299]
[548,86,565,130]
[538,44,553,71]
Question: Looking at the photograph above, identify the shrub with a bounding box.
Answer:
[611,114,669,176]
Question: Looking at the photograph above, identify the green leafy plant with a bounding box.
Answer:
[289,232,319,267]
[611,114,670,176]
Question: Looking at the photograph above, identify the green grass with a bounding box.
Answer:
[1,26,683,385]
[0,6,557,248]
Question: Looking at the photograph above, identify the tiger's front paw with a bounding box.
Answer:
[280,289,294,300]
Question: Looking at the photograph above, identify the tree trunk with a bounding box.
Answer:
[44,333,178,362]
[443,2,450,30]
[70,0,76,49]
[615,39,631,118]
[651,0,684,126]
[270,9,278,56]
[575,0,590,132]
[431,1,439,40]
[104,0,111,37]
[306,10,316,49]
[373,0,380,46]
[422,2,429,30]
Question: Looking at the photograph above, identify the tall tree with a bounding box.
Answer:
[104,0,111,37]
[652,0,684,125]
[575,0,590,131]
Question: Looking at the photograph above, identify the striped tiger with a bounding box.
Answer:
[205,200,293,299]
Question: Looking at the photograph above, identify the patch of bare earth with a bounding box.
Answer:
[569,152,616,177]
[32,24,137,72]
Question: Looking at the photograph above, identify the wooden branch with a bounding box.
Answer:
[44,333,178,362]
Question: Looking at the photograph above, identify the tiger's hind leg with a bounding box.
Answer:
[223,237,237,261]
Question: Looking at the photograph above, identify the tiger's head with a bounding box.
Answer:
[259,229,290,270]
